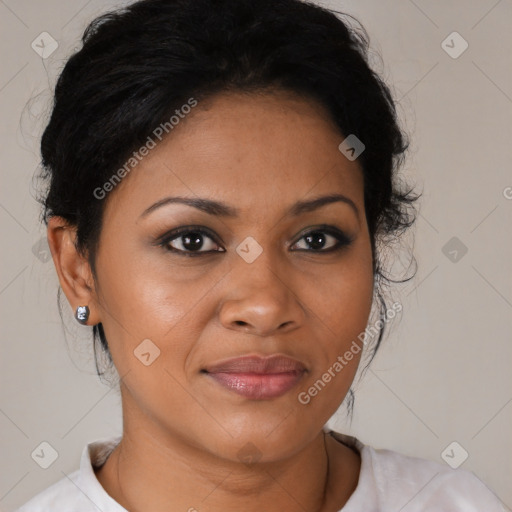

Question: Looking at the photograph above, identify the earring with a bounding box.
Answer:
[75,305,90,325]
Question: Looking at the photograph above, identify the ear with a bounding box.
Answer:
[47,216,101,326]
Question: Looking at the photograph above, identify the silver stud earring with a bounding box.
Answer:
[75,305,90,325]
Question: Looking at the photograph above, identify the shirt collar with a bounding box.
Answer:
[76,435,126,511]
[324,427,379,511]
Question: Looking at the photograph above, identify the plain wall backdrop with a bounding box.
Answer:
[1,0,511,510]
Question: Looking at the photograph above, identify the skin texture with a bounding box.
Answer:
[48,90,375,512]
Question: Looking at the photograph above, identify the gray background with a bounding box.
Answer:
[1,0,511,510]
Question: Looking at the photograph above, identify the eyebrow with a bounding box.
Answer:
[140,193,359,221]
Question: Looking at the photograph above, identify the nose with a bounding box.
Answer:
[218,253,305,337]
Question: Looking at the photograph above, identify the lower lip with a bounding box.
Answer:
[207,371,305,400]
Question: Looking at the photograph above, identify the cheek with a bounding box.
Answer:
[295,273,373,424]
[297,241,374,402]
[307,244,374,346]
[93,256,215,430]
[93,244,225,374]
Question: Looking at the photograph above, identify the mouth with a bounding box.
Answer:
[202,354,307,400]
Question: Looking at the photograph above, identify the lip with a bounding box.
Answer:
[203,354,307,400]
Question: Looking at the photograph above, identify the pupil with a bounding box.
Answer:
[306,232,325,250]
[183,232,203,251]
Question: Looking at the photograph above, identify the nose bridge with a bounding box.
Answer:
[218,239,304,336]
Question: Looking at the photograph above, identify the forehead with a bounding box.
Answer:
[103,90,365,223]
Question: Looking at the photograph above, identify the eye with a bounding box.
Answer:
[157,225,353,257]
[291,226,353,253]
[159,227,225,257]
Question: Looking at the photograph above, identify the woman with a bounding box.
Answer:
[16,0,505,510]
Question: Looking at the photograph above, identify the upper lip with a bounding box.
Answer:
[204,354,307,374]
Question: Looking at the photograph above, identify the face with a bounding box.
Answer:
[88,90,374,462]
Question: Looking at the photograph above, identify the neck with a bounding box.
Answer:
[94,392,360,512]
[97,427,331,512]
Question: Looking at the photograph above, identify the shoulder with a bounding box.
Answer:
[14,469,87,512]
[367,444,505,511]
[14,436,124,512]
[327,430,506,512]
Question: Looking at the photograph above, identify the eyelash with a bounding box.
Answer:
[157,225,354,258]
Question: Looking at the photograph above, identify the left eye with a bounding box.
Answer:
[163,229,223,255]
[291,229,351,252]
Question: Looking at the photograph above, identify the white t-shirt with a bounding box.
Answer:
[15,429,507,511]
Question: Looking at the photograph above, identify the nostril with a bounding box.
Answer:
[234,320,247,326]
